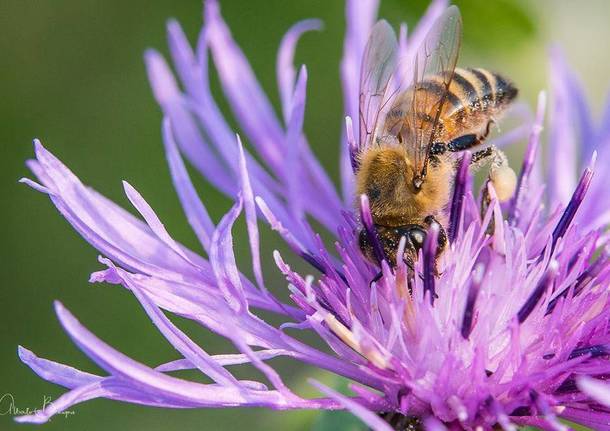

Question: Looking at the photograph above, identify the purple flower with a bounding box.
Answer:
[17,0,610,429]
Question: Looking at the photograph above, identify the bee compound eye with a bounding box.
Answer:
[408,227,427,250]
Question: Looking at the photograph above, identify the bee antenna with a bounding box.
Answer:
[413,175,424,190]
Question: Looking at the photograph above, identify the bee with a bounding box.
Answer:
[356,6,518,268]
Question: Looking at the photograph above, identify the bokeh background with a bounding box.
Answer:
[2,0,610,430]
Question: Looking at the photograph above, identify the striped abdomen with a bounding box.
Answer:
[384,67,518,143]
[443,67,517,118]
[425,67,518,141]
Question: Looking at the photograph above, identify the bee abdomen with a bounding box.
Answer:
[384,68,517,138]
[424,68,516,120]
[459,67,518,112]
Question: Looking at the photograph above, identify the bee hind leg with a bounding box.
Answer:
[431,133,480,157]
[435,119,497,158]
[471,145,517,203]
[471,146,517,235]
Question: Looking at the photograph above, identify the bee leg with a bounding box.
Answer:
[471,147,497,224]
[471,145,517,203]
[441,119,496,157]
[471,146,517,236]
[442,120,495,155]
[480,182,493,232]
[470,146,493,170]
[446,134,481,152]
[431,134,479,158]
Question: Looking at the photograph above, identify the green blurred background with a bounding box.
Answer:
[2,1,609,430]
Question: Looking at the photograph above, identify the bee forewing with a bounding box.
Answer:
[359,20,398,149]
[379,6,463,178]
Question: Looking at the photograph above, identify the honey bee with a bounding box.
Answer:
[356,6,518,268]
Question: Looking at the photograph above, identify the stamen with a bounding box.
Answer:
[518,261,558,324]
[509,406,531,417]
[423,223,439,305]
[556,379,577,393]
[546,246,607,314]
[395,237,417,338]
[449,151,471,242]
[345,116,359,172]
[551,164,594,252]
[543,344,610,362]
[300,251,329,275]
[359,194,386,265]
[530,390,568,431]
[567,292,608,337]
[323,312,387,369]
[568,344,609,360]
[461,264,484,339]
[447,395,468,422]
[489,397,518,431]
[257,195,347,283]
[396,235,407,269]
[510,91,546,221]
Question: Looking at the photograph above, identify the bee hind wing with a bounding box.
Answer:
[358,20,398,150]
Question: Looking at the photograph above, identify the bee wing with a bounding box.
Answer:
[358,20,398,149]
[383,6,463,181]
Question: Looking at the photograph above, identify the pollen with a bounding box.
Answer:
[323,313,389,369]
[490,165,517,202]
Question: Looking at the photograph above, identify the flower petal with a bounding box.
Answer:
[162,117,215,251]
[286,66,308,219]
[155,349,295,372]
[548,47,578,205]
[122,180,195,265]
[209,197,247,313]
[50,301,336,411]
[277,19,322,122]
[144,49,234,195]
[26,140,207,284]
[124,276,241,388]
[237,135,265,291]
[18,345,100,388]
[205,0,284,172]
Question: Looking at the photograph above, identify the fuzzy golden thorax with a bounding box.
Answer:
[356,145,453,227]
